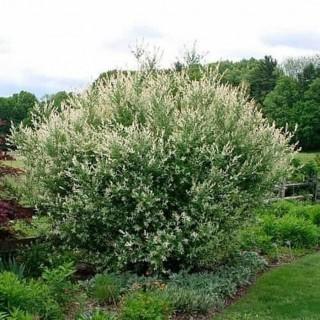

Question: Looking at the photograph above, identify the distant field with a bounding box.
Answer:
[294,152,319,163]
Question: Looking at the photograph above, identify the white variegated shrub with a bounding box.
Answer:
[12,68,295,272]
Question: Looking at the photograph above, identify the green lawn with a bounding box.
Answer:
[0,158,24,169]
[216,253,320,320]
[295,152,319,164]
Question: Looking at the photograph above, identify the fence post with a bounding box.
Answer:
[313,173,319,202]
[279,182,286,198]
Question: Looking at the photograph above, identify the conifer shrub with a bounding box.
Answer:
[12,67,294,272]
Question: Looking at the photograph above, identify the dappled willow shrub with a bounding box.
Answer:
[12,68,295,272]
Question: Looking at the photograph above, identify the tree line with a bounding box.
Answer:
[1,54,320,151]
[0,91,70,135]
[209,55,320,151]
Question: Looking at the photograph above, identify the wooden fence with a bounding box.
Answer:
[274,175,319,202]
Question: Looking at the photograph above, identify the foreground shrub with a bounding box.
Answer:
[77,310,116,320]
[89,273,123,304]
[0,257,25,279]
[290,204,320,226]
[240,226,273,254]
[240,201,320,258]
[120,291,171,320]
[0,272,62,319]
[263,214,319,248]
[12,67,294,272]
[7,309,37,320]
[18,240,77,278]
[42,262,76,306]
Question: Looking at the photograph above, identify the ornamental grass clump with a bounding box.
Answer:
[11,66,295,273]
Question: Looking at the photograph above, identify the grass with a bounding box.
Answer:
[216,253,320,320]
[0,158,24,169]
[295,152,320,164]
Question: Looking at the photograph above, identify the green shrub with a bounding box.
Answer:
[0,272,62,319]
[270,201,297,216]
[16,242,52,277]
[308,206,320,226]
[239,226,273,254]
[0,312,8,320]
[42,262,76,306]
[77,310,116,320]
[12,66,295,272]
[18,240,77,277]
[263,214,319,248]
[120,291,171,320]
[7,309,37,320]
[89,274,122,304]
[12,216,52,238]
[239,201,320,257]
[0,257,25,279]
[291,158,319,182]
[290,204,320,226]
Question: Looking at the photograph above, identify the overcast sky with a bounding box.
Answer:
[1,0,320,97]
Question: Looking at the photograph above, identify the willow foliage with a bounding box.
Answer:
[12,68,295,272]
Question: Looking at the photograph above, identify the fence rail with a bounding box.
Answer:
[273,175,319,202]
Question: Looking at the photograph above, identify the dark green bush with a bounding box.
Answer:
[120,291,171,320]
[18,240,77,277]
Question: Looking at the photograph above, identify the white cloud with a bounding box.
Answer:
[1,0,320,96]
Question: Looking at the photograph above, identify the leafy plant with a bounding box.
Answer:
[77,310,116,320]
[42,262,76,305]
[18,240,77,277]
[0,271,62,319]
[7,309,38,320]
[89,273,122,305]
[0,257,25,279]
[0,312,8,320]
[263,213,319,248]
[240,226,273,254]
[120,291,171,320]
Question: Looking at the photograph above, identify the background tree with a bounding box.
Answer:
[248,56,279,104]
[0,91,38,134]
[281,54,320,78]
[263,75,301,130]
